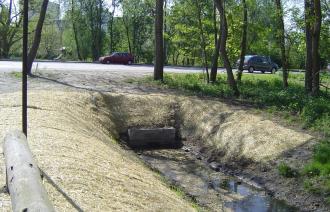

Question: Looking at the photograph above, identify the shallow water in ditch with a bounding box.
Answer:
[137,148,297,212]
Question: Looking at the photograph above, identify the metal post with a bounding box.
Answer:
[22,0,28,136]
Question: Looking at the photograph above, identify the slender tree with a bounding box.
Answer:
[194,0,209,83]
[210,2,221,83]
[305,0,313,93]
[71,0,82,60]
[164,0,168,64]
[154,0,164,81]
[0,0,22,58]
[109,0,118,53]
[27,0,49,74]
[122,16,132,54]
[311,0,322,95]
[275,0,289,88]
[214,0,240,96]
[237,0,248,82]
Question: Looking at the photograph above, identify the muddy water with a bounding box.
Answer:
[137,148,297,212]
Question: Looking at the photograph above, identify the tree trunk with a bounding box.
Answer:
[304,0,322,96]
[237,0,248,82]
[71,0,82,60]
[275,0,289,88]
[214,0,240,96]
[164,0,168,65]
[154,0,164,81]
[0,0,22,59]
[210,34,221,83]
[305,0,313,93]
[109,1,117,53]
[311,0,321,95]
[195,0,209,83]
[210,2,220,83]
[123,17,132,54]
[27,0,49,74]
[96,0,103,60]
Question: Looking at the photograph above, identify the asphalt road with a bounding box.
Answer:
[0,61,227,94]
[0,61,222,74]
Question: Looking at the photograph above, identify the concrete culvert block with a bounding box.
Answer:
[128,127,177,148]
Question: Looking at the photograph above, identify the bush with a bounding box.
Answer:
[314,141,330,164]
[302,141,330,197]
[302,98,330,125]
[278,163,297,178]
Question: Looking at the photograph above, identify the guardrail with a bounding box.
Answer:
[3,130,54,212]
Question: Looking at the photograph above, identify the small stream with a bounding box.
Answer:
[137,147,297,212]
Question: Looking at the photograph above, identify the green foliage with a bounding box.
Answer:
[314,141,330,164]
[278,163,297,178]
[120,0,154,63]
[2,0,330,67]
[304,141,330,175]
[302,98,330,123]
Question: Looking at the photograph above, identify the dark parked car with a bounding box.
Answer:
[99,52,134,65]
[236,55,278,74]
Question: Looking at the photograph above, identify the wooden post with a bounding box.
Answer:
[4,131,54,212]
[22,0,28,136]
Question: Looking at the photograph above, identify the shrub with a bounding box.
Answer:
[278,163,297,178]
[314,141,330,164]
[302,98,330,125]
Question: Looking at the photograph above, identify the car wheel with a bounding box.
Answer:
[271,68,276,74]
[127,60,132,65]
[248,67,254,73]
[106,60,110,64]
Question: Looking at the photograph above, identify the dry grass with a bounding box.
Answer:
[87,92,313,162]
[179,97,313,162]
[0,91,195,211]
[0,89,314,211]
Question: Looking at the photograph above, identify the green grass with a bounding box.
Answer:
[134,71,330,199]
[278,162,298,178]
[10,71,22,78]
[302,141,330,198]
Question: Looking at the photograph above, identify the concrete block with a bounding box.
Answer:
[128,127,177,148]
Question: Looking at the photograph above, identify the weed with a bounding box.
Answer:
[278,162,297,178]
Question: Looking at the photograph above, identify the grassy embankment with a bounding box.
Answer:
[133,71,330,202]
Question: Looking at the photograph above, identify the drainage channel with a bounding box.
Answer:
[124,127,297,211]
[136,148,297,212]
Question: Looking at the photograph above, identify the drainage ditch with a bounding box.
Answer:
[92,93,316,211]
[121,128,297,212]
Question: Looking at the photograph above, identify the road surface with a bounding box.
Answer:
[0,61,221,74]
[0,61,225,94]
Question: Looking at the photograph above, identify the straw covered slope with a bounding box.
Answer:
[0,91,195,211]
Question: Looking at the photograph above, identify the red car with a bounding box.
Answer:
[99,52,134,65]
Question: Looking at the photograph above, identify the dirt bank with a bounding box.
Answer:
[0,91,195,211]
[90,92,326,211]
[0,84,327,211]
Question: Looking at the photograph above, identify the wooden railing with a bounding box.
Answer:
[3,130,54,212]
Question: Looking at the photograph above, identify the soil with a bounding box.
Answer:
[0,69,328,211]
